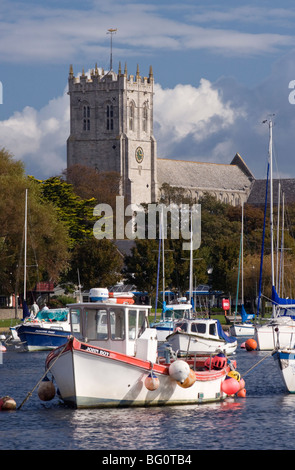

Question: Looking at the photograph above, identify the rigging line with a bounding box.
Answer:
[241,348,276,379]
[260,293,295,316]
[17,337,72,410]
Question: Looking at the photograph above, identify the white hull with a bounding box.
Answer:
[255,318,295,350]
[9,327,21,341]
[152,322,174,342]
[166,331,237,356]
[47,338,232,408]
[230,323,255,337]
[274,349,295,393]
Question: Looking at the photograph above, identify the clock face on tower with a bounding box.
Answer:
[135,146,144,164]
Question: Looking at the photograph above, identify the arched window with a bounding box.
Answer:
[142,103,148,132]
[83,105,90,131]
[106,104,114,130]
[129,101,135,131]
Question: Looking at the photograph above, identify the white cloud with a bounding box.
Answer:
[154,79,244,158]
[0,87,69,177]
[1,49,295,181]
[0,1,295,64]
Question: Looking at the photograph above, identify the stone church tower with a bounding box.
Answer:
[67,63,158,205]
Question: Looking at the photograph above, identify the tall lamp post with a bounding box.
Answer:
[207,266,213,318]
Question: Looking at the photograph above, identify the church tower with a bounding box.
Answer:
[67,62,158,205]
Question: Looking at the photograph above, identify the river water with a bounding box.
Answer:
[0,337,294,452]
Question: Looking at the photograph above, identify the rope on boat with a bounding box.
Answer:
[241,348,276,379]
[17,337,72,410]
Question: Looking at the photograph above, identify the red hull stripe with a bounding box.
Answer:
[46,336,231,381]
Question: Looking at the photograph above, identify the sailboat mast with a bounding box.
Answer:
[24,188,28,301]
[276,182,281,291]
[269,120,276,316]
[241,202,244,305]
[161,209,165,303]
[189,227,193,304]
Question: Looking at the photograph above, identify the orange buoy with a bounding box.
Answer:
[0,396,16,411]
[177,369,196,388]
[245,338,257,351]
[145,372,160,391]
[37,376,56,401]
[221,377,240,395]
[237,388,246,398]
[239,378,245,390]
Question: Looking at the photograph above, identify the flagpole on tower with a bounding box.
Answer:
[107,28,117,71]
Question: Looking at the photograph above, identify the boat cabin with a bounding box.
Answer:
[171,318,236,344]
[162,302,193,321]
[68,302,157,360]
[174,318,220,338]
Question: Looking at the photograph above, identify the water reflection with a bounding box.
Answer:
[2,343,295,450]
[65,398,248,450]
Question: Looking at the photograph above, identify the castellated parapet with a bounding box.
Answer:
[67,63,157,205]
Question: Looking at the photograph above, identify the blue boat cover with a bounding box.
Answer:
[216,319,237,343]
[240,304,255,323]
[36,308,68,322]
[22,300,30,320]
[272,285,295,306]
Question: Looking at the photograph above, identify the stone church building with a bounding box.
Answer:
[67,62,256,207]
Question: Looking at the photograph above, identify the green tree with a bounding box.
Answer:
[29,176,97,247]
[63,164,121,208]
[67,238,123,289]
[0,149,70,296]
[123,239,175,298]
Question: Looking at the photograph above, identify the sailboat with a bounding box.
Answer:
[230,203,255,337]
[254,120,295,351]
[150,210,193,342]
[165,219,237,356]
[10,189,75,351]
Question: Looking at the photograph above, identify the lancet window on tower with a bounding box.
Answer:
[143,103,148,133]
[106,104,114,130]
[83,105,90,131]
[129,101,135,131]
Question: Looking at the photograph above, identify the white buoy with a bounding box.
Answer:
[169,360,190,384]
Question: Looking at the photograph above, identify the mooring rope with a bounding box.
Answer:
[17,336,72,410]
[241,348,276,379]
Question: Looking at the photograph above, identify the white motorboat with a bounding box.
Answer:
[45,301,241,408]
[11,288,135,351]
[230,322,255,337]
[230,306,255,337]
[273,348,295,393]
[166,317,237,356]
[150,299,192,342]
[255,313,295,351]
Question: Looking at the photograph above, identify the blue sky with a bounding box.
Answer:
[1,0,295,181]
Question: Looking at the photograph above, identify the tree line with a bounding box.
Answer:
[1,148,295,307]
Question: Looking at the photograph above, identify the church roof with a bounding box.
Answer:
[247,179,295,206]
[157,154,254,192]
